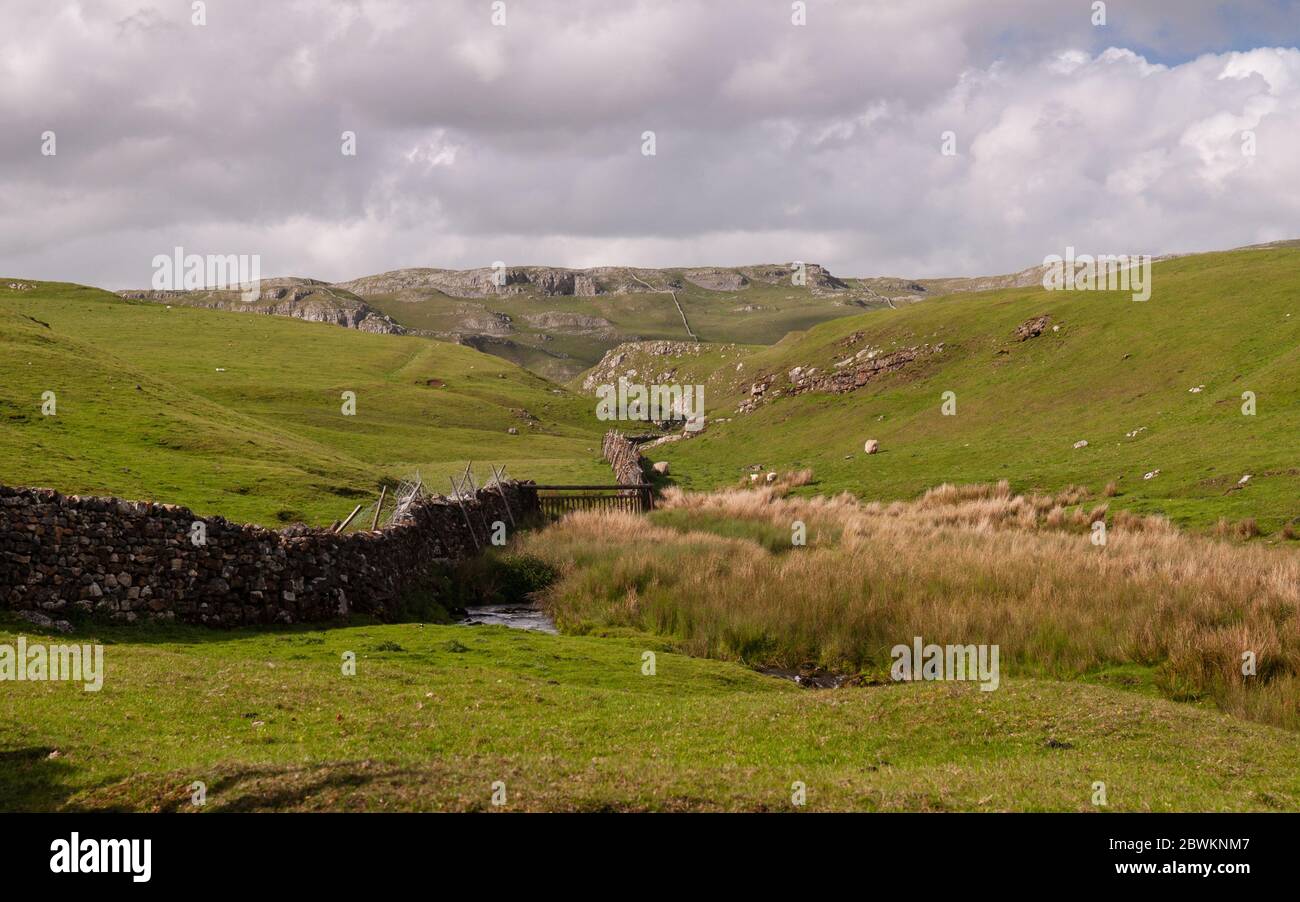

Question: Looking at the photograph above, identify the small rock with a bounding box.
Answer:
[863,439,879,454]
[1073,440,1088,449]
[507,427,519,435]
[15,610,73,633]
[1238,474,1252,485]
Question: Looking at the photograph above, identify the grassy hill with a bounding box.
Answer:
[346,265,902,382]
[635,248,1300,531]
[3,616,1296,812]
[0,281,608,526]
[5,250,1300,813]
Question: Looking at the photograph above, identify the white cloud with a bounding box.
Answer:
[0,0,1298,287]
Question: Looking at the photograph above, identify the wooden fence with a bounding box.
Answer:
[532,484,655,519]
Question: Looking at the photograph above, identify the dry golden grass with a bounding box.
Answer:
[521,481,1300,729]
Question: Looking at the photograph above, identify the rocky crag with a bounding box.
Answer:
[119,277,405,335]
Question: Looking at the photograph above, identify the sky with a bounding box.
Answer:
[2,0,1299,288]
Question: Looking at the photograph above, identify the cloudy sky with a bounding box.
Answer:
[3,0,1300,288]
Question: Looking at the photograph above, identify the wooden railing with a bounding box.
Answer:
[531,484,655,519]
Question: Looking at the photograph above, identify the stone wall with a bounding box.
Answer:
[602,430,646,486]
[0,482,539,627]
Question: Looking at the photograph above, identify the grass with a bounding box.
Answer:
[643,248,1300,531]
[520,480,1300,731]
[5,248,1300,812]
[2,615,1298,812]
[0,280,608,526]
[363,277,875,383]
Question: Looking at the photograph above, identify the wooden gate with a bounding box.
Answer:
[531,484,654,519]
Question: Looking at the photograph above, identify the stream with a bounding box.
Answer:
[455,605,850,689]
[457,602,557,634]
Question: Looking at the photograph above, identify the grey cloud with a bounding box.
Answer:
[1,0,1298,288]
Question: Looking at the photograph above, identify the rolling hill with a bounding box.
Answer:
[0,280,608,526]
[9,242,1300,532]
[603,246,1300,531]
[119,263,942,383]
[337,263,916,382]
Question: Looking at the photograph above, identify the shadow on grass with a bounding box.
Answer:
[0,746,78,812]
[0,612,395,648]
[62,762,427,813]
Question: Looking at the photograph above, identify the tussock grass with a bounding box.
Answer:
[522,482,1300,729]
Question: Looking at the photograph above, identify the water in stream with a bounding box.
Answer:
[458,602,557,634]
[455,605,850,689]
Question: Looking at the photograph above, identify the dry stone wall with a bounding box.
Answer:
[0,482,539,627]
[602,431,646,486]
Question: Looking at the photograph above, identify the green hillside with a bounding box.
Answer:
[4,617,1297,812]
[358,272,888,383]
[639,248,1300,531]
[0,281,607,526]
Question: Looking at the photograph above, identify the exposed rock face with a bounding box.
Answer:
[337,267,605,299]
[581,340,728,391]
[573,274,602,296]
[118,278,406,335]
[0,482,539,627]
[1014,314,1052,341]
[530,269,576,296]
[738,264,849,291]
[739,339,944,413]
[523,312,616,334]
[683,268,750,291]
[338,263,851,300]
[799,345,941,395]
[454,307,514,336]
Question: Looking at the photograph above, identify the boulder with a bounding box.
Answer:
[16,610,73,633]
[1014,314,1052,341]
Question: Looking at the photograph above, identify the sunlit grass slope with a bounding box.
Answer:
[0,281,607,525]
[2,617,1296,812]
[649,249,1300,530]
